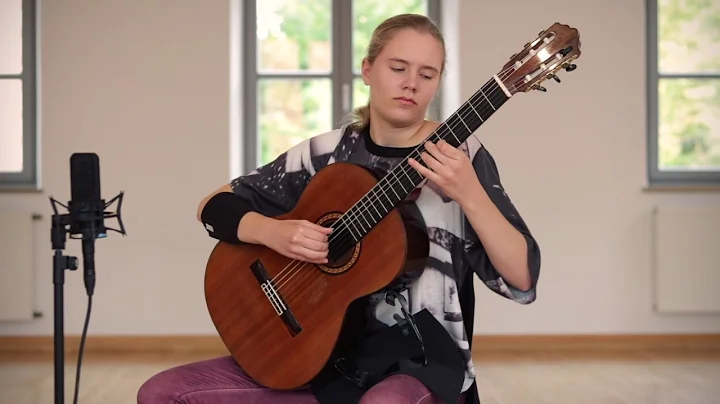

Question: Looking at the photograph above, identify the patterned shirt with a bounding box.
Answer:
[230,123,541,393]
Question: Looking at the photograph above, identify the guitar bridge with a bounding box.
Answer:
[250,259,303,337]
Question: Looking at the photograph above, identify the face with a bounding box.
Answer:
[361,28,444,128]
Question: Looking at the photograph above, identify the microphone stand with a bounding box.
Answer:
[50,207,78,404]
[49,191,125,404]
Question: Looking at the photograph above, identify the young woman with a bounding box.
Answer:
[138,13,541,404]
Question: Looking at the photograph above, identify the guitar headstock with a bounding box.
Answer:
[499,23,581,94]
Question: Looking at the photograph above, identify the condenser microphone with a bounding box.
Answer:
[69,153,106,297]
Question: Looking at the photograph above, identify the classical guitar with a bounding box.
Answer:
[204,22,581,390]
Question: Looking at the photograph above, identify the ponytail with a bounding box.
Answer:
[347,103,371,132]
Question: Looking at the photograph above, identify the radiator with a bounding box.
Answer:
[652,204,720,314]
[0,211,38,321]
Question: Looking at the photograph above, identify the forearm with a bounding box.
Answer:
[236,212,276,245]
[459,182,532,291]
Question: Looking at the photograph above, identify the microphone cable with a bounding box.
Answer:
[72,293,93,404]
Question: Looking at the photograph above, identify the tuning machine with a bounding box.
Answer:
[561,60,578,72]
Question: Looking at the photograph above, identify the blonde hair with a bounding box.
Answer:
[347,13,446,132]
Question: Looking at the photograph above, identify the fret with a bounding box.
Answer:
[481,88,497,111]
[375,185,392,213]
[457,114,471,134]
[445,125,461,144]
[400,165,414,184]
[333,76,510,245]
[390,170,407,194]
[386,175,402,200]
[346,219,361,243]
[467,100,482,125]
[357,213,370,232]
[369,201,381,221]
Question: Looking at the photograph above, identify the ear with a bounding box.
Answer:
[361,58,372,85]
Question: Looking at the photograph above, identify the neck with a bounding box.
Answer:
[367,109,425,148]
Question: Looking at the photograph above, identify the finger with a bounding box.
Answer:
[298,237,329,252]
[290,253,327,264]
[303,221,334,234]
[408,158,440,182]
[419,150,446,175]
[424,141,451,164]
[436,139,462,159]
[302,228,330,242]
[292,245,328,262]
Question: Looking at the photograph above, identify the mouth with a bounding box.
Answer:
[395,97,416,105]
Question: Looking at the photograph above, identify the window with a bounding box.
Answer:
[0,0,37,191]
[647,0,720,187]
[242,0,441,172]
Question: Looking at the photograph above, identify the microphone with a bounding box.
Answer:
[69,153,106,296]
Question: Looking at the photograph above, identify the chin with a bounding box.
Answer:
[384,109,425,127]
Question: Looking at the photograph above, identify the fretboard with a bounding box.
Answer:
[333,76,511,245]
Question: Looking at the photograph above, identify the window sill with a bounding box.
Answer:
[0,184,43,193]
[642,184,720,193]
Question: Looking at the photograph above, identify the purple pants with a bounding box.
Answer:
[137,355,465,404]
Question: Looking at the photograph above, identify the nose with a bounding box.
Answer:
[402,74,418,92]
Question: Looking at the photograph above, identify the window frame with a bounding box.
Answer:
[241,0,442,173]
[0,0,38,192]
[646,0,720,187]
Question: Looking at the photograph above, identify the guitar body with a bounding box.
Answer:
[204,162,429,390]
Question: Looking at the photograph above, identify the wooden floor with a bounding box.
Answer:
[1,353,719,404]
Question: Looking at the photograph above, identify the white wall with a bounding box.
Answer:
[463,0,720,334]
[0,0,718,337]
[0,0,232,335]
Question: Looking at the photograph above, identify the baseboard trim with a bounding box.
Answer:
[2,334,719,360]
[0,335,227,354]
[469,334,720,360]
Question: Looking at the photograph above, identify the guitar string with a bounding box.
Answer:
[271,66,519,297]
[272,67,517,296]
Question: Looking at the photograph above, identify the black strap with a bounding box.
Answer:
[384,290,427,366]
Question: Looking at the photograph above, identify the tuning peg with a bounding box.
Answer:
[535,85,547,92]
[560,46,574,57]
[551,74,561,83]
[565,63,577,72]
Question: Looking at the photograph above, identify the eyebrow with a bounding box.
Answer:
[388,57,440,73]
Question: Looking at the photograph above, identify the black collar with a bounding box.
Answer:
[361,124,417,158]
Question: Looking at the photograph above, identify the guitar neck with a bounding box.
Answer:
[335,75,512,243]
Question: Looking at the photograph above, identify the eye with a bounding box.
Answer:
[421,74,433,80]
[391,67,405,72]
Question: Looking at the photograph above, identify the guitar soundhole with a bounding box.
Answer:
[315,213,360,275]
